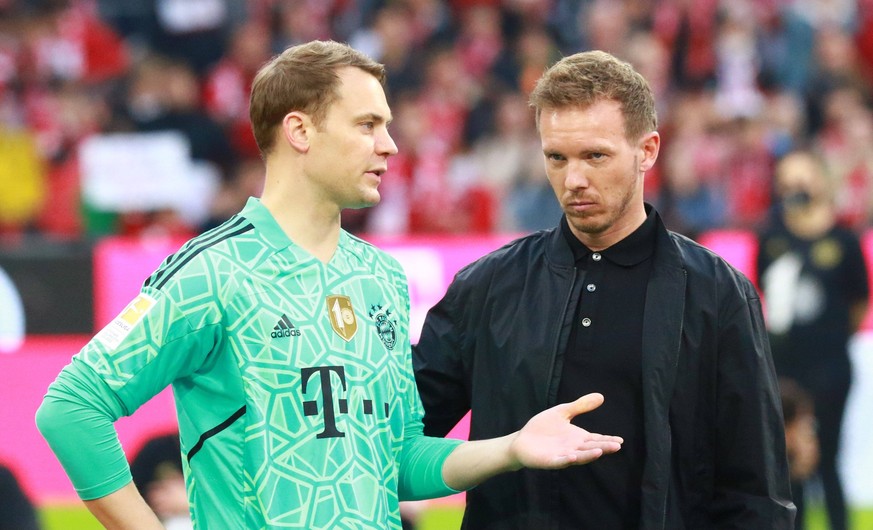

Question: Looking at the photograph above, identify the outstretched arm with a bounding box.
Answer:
[441,393,622,491]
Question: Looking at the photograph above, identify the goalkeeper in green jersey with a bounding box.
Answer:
[36,40,622,530]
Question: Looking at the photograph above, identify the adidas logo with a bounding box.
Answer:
[271,314,301,338]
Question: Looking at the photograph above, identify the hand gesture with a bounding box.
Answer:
[509,393,622,469]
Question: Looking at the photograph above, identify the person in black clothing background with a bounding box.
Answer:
[413,50,794,529]
[757,150,869,530]
[0,462,41,530]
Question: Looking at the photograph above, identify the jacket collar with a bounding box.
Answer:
[548,203,668,269]
[560,207,657,267]
[545,220,576,269]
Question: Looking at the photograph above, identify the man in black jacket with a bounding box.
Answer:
[413,50,794,529]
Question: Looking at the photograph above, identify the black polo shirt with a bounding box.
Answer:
[556,209,656,529]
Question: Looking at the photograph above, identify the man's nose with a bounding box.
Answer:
[378,129,398,157]
[565,163,590,189]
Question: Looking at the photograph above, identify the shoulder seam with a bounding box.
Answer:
[146,218,255,290]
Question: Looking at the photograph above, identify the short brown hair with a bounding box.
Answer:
[529,50,657,142]
[249,40,386,156]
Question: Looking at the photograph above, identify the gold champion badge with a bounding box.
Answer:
[326,294,358,341]
[811,238,842,269]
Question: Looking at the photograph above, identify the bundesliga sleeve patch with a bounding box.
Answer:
[95,293,157,350]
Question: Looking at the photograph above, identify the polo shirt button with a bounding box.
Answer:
[586,284,596,292]
[592,253,602,261]
[581,317,592,327]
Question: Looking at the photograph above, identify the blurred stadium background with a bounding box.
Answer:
[2,0,873,528]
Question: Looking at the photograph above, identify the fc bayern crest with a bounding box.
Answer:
[368,304,397,350]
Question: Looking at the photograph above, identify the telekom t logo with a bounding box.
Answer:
[301,366,347,439]
[300,365,391,439]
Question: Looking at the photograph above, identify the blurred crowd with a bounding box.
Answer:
[2,0,873,241]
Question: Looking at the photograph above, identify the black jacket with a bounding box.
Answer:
[413,210,795,529]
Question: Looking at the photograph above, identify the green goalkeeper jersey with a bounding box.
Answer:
[36,198,461,529]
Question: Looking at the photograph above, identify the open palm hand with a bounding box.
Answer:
[510,393,623,469]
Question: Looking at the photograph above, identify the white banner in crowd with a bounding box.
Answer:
[80,131,219,226]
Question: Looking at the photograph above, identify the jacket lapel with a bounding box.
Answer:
[640,227,686,530]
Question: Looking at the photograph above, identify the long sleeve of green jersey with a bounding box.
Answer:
[393,274,464,501]
[397,430,463,500]
[35,287,220,500]
[35,359,133,500]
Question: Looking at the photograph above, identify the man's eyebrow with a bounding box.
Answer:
[355,112,393,124]
[541,142,565,154]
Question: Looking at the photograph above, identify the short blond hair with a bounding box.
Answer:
[249,40,385,157]
[529,50,657,141]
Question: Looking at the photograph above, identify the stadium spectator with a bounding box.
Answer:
[127,56,234,174]
[814,85,873,229]
[348,3,425,98]
[203,20,272,159]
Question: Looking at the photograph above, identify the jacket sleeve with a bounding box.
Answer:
[412,276,472,437]
[712,283,795,527]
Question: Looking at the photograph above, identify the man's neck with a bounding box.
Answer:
[260,169,342,264]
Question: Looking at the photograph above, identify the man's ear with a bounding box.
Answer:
[282,111,311,153]
[639,131,660,173]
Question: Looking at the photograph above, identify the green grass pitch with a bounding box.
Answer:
[38,503,873,529]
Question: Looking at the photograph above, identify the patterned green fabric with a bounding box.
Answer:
[55,198,460,529]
